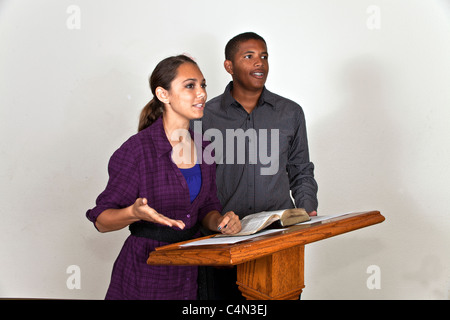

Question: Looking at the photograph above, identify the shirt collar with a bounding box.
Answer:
[220,81,277,111]
[145,116,172,158]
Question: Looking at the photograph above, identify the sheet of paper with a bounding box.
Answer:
[179,212,356,247]
[179,228,284,247]
[295,211,355,225]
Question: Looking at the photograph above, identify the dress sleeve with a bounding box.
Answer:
[86,140,140,227]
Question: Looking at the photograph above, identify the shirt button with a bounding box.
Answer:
[187,214,191,218]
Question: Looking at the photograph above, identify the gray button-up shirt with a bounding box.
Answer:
[193,82,318,217]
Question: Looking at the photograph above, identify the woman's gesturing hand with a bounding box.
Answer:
[133,198,186,230]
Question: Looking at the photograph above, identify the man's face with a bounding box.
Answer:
[225,39,269,92]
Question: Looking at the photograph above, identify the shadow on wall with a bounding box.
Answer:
[306,55,414,298]
[308,54,449,299]
[312,55,398,211]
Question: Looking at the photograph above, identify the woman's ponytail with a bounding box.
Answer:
[138,98,164,132]
[137,54,197,132]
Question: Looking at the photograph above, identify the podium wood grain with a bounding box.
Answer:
[148,210,385,299]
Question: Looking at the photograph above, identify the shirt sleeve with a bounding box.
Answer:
[86,139,140,226]
[287,107,319,213]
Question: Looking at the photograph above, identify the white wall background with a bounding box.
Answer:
[1,0,449,299]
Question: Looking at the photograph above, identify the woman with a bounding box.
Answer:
[86,55,241,300]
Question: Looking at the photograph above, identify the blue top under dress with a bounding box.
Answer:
[180,163,202,203]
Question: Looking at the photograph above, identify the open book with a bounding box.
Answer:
[218,208,310,237]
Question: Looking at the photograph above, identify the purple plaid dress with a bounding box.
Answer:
[86,117,222,300]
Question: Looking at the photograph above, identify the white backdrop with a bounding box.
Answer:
[1,0,449,299]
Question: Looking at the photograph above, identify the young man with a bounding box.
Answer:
[196,32,318,299]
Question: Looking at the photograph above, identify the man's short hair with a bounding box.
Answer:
[225,32,267,62]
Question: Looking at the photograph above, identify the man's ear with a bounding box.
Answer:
[224,60,233,75]
[155,87,170,104]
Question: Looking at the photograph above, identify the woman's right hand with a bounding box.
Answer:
[132,198,185,230]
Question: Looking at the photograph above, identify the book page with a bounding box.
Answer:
[240,211,280,234]
[218,210,284,237]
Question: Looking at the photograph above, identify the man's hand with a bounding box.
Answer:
[308,211,317,217]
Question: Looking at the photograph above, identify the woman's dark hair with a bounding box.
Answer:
[138,54,198,132]
[225,32,266,62]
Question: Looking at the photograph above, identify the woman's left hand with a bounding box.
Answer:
[217,211,241,235]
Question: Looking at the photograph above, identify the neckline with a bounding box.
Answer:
[179,163,200,171]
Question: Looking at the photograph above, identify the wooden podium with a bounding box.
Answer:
[147,210,385,300]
